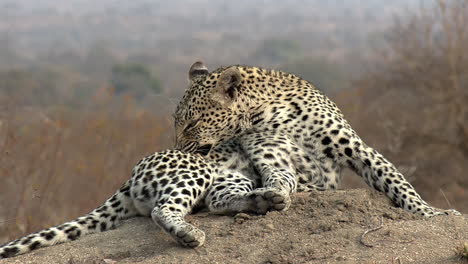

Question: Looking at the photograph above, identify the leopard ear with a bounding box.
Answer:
[211,66,242,107]
[189,61,209,81]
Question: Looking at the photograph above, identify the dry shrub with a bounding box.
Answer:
[336,0,468,212]
[0,96,172,242]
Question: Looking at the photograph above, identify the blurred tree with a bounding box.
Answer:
[360,0,468,156]
[81,42,117,80]
[280,57,348,92]
[0,33,23,68]
[252,38,302,65]
[334,0,468,213]
[0,67,84,108]
[0,69,58,107]
[110,63,162,98]
[43,48,82,70]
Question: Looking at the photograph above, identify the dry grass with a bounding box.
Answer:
[336,0,468,215]
[455,242,468,261]
[0,97,173,243]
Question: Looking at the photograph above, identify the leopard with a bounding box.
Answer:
[1,61,461,259]
[174,61,461,218]
[0,128,324,259]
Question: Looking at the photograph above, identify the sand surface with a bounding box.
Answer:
[1,189,466,264]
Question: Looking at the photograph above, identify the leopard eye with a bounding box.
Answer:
[184,119,199,131]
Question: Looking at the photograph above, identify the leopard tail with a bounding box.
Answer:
[0,180,138,259]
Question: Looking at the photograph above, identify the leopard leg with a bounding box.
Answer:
[346,139,461,217]
[316,123,461,217]
[205,170,259,213]
[151,183,209,248]
[207,169,295,214]
[295,154,343,192]
[148,152,215,248]
[237,131,301,212]
[151,203,205,248]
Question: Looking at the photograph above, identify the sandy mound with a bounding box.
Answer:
[1,189,466,264]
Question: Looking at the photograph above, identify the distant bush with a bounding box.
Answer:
[252,38,302,64]
[280,57,348,92]
[110,63,162,98]
[0,68,64,107]
[0,98,172,242]
[337,0,468,213]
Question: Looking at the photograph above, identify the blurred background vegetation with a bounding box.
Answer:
[0,0,467,242]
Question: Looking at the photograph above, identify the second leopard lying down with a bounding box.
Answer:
[0,129,319,259]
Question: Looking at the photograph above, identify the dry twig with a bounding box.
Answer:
[360,217,384,248]
[439,188,454,209]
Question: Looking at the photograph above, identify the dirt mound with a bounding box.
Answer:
[1,189,466,264]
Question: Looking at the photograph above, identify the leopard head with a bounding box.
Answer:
[174,61,254,154]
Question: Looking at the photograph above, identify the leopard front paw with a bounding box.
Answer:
[174,225,206,248]
[251,188,291,214]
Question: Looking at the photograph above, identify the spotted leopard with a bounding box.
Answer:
[1,61,461,259]
[0,128,325,258]
[174,61,461,218]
